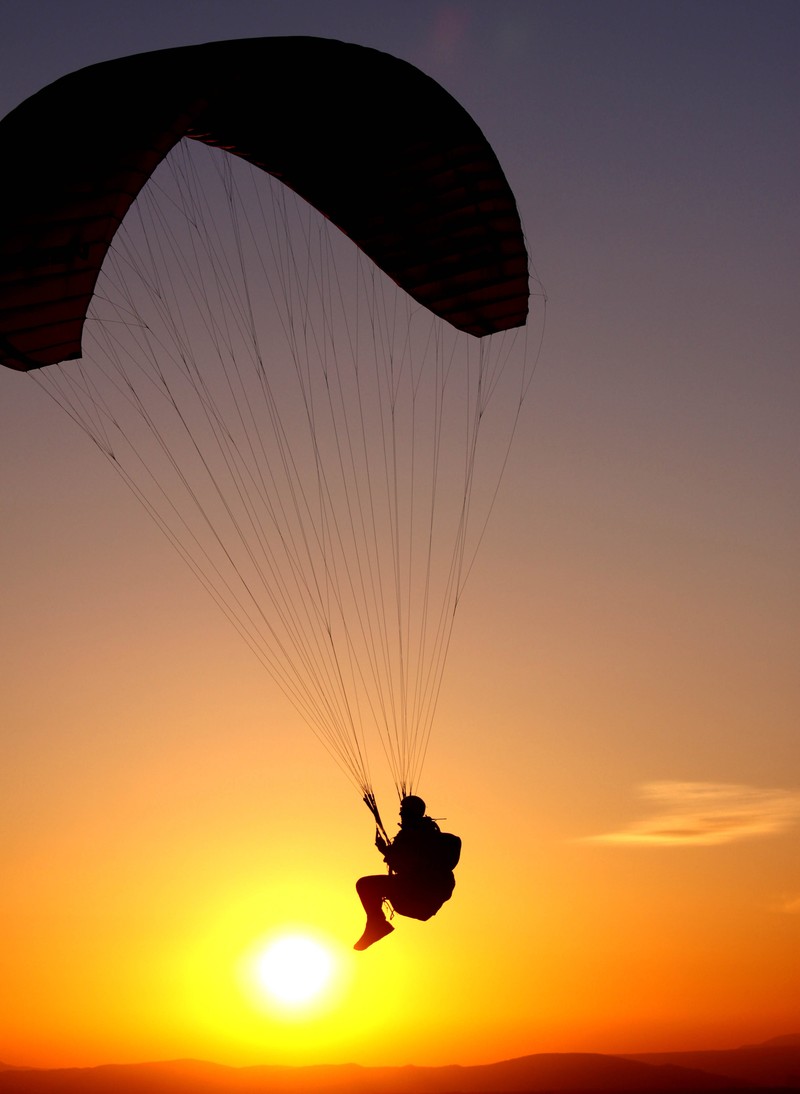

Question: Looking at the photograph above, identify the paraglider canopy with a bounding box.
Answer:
[0,35,529,372]
[0,37,538,807]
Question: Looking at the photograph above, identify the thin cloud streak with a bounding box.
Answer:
[588,781,800,846]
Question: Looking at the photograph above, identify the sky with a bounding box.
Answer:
[2,0,799,1072]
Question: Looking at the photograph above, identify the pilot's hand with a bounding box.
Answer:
[375,834,388,853]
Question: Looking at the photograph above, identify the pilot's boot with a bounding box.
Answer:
[353,916,394,951]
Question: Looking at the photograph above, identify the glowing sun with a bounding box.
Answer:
[255,933,335,1007]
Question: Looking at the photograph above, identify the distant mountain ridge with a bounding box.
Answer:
[626,1037,800,1088]
[1,1037,798,1093]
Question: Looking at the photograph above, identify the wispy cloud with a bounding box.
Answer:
[778,894,800,914]
[588,781,800,846]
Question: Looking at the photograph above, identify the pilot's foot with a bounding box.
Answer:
[354,917,394,951]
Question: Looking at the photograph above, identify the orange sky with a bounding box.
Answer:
[2,0,799,1071]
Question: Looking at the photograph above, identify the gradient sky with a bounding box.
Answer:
[2,0,799,1071]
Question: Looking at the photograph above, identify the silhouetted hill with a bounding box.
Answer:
[627,1037,800,1089]
[0,1052,774,1094]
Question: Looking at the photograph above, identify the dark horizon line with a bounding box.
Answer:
[1,1028,800,1089]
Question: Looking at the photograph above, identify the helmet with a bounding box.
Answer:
[400,795,426,819]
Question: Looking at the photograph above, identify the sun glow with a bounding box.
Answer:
[253,933,336,1008]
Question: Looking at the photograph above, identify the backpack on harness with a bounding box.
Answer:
[434,830,461,871]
